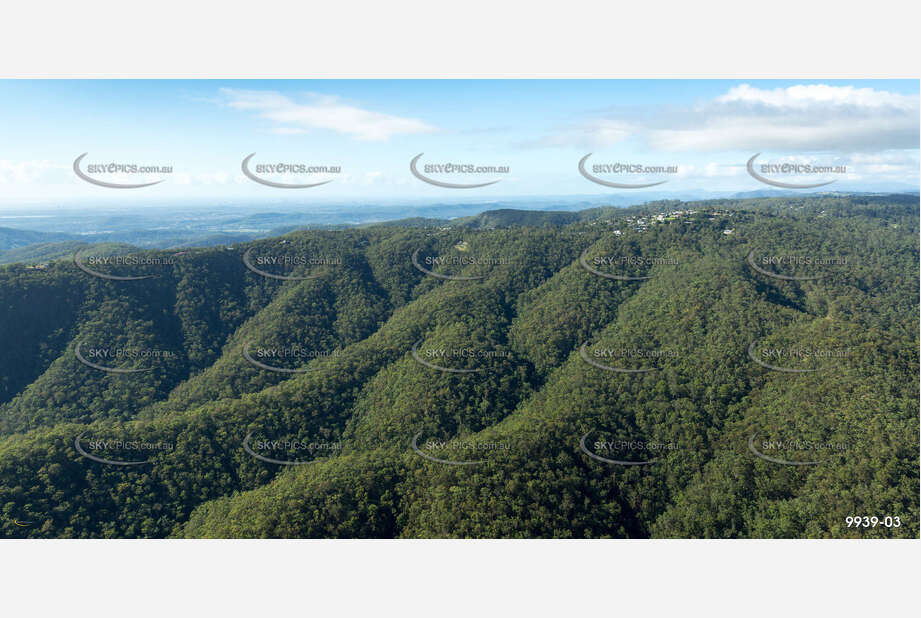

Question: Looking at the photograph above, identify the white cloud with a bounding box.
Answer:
[533,84,919,153]
[716,84,917,110]
[519,120,635,149]
[221,88,437,141]
[0,160,64,184]
[270,127,307,135]
[674,162,745,179]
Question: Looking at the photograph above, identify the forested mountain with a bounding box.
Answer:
[0,241,138,266]
[0,227,77,253]
[0,194,917,538]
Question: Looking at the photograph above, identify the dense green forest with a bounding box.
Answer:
[0,194,917,538]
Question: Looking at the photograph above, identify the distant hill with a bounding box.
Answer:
[0,227,76,251]
[166,233,261,250]
[0,232,259,265]
[451,208,602,228]
[0,241,139,265]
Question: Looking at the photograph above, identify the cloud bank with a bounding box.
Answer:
[531,84,920,153]
[220,88,436,141]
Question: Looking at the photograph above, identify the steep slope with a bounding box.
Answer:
[0,196,916,539]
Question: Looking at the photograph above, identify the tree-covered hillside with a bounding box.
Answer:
[0,195,917,538]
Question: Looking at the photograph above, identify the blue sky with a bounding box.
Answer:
[0,79,918,206]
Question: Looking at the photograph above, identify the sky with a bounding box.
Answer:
[0,79,918,208]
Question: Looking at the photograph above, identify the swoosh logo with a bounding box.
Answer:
[410,431,486,466]
[242,341,310,373]
[746,249,825,281]
[748,433,820,466]
[242,430,318,465]
[74,342,152,374]
[578,343,656,373]
[242,247,324,280]
[409,153,502,189]
[411,248,485,281]
[240,153,334,189]
[411,340,484,373]
[73,250,155,281]
[579,248,651,281]
[579,431,657,466]
[13,520,32,527]
[73,153,164,189]
[746,153,836,189]
[74,433,151,466]
[747,339,818,374]
[578,154,668,189]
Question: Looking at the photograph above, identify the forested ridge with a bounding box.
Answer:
[0,194,917,538]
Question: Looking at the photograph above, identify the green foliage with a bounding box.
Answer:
[0,195,917,538]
